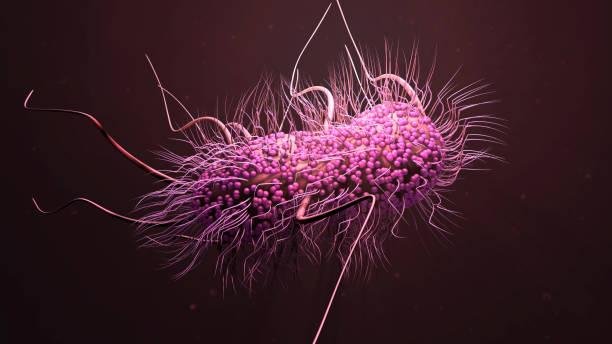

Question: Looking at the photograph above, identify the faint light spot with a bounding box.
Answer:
[189,303,197,311]
[209,288,217,297]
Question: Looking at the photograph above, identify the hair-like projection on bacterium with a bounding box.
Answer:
[27,2,503,343]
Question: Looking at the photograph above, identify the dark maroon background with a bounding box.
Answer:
[3,0,611,343]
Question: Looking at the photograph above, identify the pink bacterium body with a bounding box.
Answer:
[27,2,503,343]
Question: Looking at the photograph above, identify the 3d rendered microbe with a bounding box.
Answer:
[27,2,503,342]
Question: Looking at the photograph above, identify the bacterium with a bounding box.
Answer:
[27,2,503,343]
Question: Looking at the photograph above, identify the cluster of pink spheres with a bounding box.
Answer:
[195,101,444,243]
